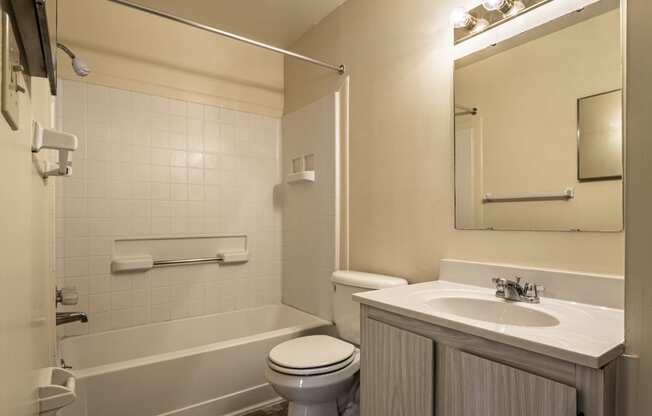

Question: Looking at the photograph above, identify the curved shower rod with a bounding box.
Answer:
[106,0,346,75]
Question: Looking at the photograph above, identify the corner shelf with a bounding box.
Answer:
[287,171,315,184]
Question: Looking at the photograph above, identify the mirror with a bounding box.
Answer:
[454,0,623,232]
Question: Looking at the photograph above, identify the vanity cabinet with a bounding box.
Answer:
[360,318,434,416]
[438,346,576,415]
[360,305,618,416]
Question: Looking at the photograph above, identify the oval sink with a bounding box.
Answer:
[426,297,560,327]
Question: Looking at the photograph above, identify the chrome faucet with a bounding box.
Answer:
[56,312,88,326]
[491,277,544,304]
[55,287,89,326]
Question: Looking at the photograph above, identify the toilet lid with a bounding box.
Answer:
[268,352,357,376]
[268,335,355,369]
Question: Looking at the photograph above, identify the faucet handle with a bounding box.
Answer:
[491,278,506,294]
[523,282,536,297]
[56,287,79,306]
[524,282,545,299]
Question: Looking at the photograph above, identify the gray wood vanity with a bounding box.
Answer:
[354,262,624,416]
[359,304,618,416]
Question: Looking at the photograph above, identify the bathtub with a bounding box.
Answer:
[60,305,331,416]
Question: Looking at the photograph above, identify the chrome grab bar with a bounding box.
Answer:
[153,256,225,267]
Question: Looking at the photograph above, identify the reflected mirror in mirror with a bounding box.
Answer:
[578,90,623,182]
[454,0,623,232]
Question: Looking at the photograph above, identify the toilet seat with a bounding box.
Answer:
[268,353,356,376]
[268,335,356,374]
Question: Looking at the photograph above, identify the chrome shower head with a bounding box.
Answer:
[71,56,91,77]
[57,43,91,77]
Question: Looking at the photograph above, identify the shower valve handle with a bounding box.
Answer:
[56,287,79,306]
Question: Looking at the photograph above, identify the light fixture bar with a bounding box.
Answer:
[106,0,346,75]
[454,0,554,44]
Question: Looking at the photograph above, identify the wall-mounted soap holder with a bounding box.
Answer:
[32,121,78,178]
[287,154,316,184]
[287,171,316,183]
[37,367,77,416]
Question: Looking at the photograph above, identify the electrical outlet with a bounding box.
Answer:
[2,10,22,131]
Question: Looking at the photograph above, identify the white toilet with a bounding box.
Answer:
[265,271,408,416]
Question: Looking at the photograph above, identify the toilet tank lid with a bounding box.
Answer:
[332,270,408,289]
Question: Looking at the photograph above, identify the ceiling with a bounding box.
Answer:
[113,0,348,48]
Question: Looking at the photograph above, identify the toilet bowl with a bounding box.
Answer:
[265,271,408,416]
[265,335,360,416]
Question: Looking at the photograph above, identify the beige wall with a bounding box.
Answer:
[0,5,57,416]
[285,0,624,282]
[57,0,285,117]
[624,0,652,412]
[455,10,622,231]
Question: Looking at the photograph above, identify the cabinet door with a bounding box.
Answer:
[438,346,577,416]
[361,318,434,416]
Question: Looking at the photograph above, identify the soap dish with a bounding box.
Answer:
[38,367,77,415]
[287,171,316,183]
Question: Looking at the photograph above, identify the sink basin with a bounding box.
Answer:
[426,297,560,327]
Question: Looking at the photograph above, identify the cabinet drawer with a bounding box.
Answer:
[437,347,577,416]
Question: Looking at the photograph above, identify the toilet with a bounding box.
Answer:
[265,271,408,416]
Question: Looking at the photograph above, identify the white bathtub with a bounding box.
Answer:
[60,305,331,416]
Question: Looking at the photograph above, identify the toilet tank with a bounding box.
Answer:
[332,270,408,345]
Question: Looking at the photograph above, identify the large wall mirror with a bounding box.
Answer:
[454,0,623,232]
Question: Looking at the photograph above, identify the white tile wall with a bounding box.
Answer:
[55,80,282,335]
[282,94,338,321]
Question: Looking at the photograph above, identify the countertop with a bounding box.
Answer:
[354,280,624,368]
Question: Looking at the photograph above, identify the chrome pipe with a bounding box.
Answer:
[106,0,346,74]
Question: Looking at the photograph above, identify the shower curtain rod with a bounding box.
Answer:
[107,0,346,75]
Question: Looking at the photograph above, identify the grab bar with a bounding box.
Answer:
[153,251,250,267]
[153,255,225,267]
[483,188,575,203]
[111,252,249,273]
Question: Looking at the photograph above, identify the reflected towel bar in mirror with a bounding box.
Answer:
[483,188,575,203]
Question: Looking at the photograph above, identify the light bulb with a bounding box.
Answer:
[482,0,508,11]
[451,7,475,29]
[482,0,525,16]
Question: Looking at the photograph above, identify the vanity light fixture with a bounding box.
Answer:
[482,0,525,17]
[451,7,488,32]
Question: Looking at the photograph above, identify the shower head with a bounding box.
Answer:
[57,43,91,77]
[71,57,91,77]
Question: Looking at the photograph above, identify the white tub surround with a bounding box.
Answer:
[56,80,282,335]
[282,93,340,322]
[354,261,624,369]
[60,305,330,416]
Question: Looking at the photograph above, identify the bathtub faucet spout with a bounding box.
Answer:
[56,312,89,326]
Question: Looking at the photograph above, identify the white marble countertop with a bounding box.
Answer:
[354,280,624,368]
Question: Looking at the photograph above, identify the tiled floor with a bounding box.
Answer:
[242,401,288,416]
